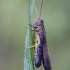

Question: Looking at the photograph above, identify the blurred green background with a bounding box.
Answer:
[0,0,70,70]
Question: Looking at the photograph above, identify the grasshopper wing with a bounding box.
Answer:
[42,33,51,70]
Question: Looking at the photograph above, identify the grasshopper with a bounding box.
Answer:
[29,17,52,70]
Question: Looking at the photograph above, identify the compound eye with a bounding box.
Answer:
[32,26,37,31]
[34,27,37,29]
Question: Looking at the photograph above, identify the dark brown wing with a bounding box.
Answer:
[43,43,51,70]
[39,28,51,70]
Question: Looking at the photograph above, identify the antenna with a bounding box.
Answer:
[39,0,43,17]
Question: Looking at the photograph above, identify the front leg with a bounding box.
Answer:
[21,46,35,52]
[28,46,35,49]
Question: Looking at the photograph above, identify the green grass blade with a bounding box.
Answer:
[23,0,35,70]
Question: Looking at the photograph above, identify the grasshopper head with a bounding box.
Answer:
[33,17,44,32]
